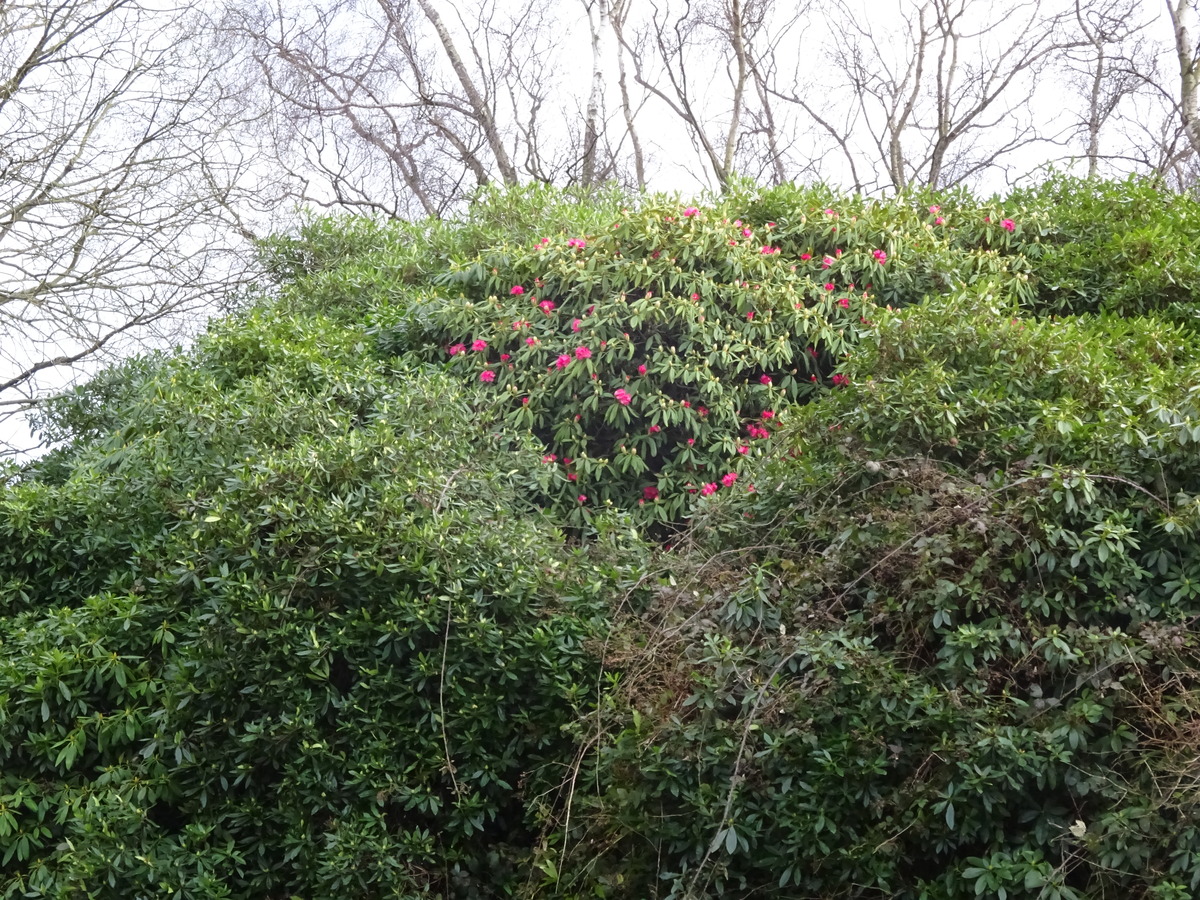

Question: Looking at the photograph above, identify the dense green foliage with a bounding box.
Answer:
[5,176,1200,898]
[0,313,621,897]
[563,298,1200,898]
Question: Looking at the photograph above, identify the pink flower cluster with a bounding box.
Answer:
[872,249,887,264]
[566,238,586,249]
[832,373,850,387]
[614,388,632,405]
[1001,218,1015,232]
[683,206,699,217]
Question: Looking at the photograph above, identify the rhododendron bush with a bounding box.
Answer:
[380,202,869,520]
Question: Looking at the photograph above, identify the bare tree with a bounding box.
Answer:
[1056,0,1152,176]
[618,0,801,190]
[608,0,649,189]
[222,0,604,217]
[804,0,1084,191]
[1167,0,1200,157]
[0,0,267,451]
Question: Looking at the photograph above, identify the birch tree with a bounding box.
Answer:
[1167,0,1200,157]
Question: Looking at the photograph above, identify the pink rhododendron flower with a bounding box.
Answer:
[571,318,581,332]
[471,339,488,351]
[479,370,495,382]
[543,454,557,463]
[687,438,695,445]
[500,353,510,361]
[1001,218,1015,232]
[762,410,774,419]
[638,364,647,375]
[643,485,659,500]
[567,238,586,249]
[539,300,556,314]
[760,374,772,385]
[574,346,592,360]
[648,424,660,434]
[934,216,945,225]
[681,400,691,408]
[929,205,940,213]
[746,311,755,320]
[722,472,738,487]
[555,354,571,369]
[510,285,524,295]
[683,206,699,217]
[512,319,529,330]
[568,472,577,481]
[872,249,887,264]
[690,292,700,301]
[737,444,749,455]
[700,482,718,497]
[578,494,587,503]
[743,227,753,237]
[838,297,850,308]
[698,407,708,417]
[832,373,850,387]
[448,343,466,356]
[525,336,538,345]
[614,389,631,405]
[822,256,833,269]
[824,283,835,291]
[800,253,812,261]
